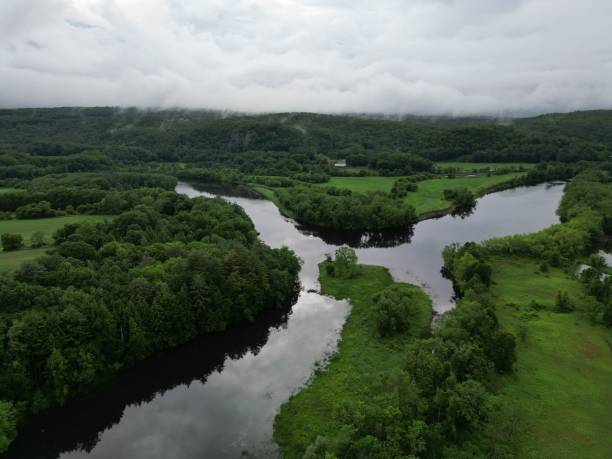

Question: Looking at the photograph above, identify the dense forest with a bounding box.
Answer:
[0,108,611,455]
[274,186,417,230]
[0,172,301,452]
[1,108,611,180]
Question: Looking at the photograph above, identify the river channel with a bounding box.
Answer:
[6,181,565,459]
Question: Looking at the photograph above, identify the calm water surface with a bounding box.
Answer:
[6,182,564,459]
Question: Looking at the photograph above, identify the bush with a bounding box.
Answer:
[1,233,23,251]
[576,296,604,324]
[30,231,46,248]
[554,290,574,312]
[332,246,360,278]
[15,201,57,219]
[372,285,422,337]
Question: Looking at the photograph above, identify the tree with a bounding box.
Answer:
[446,380,489,436]
[1,233,23,251]
[30,231,46,248]
[0,400,17,453]
[372,285,422,337]
[489,330,516,373]
[333,246,360,278]
[555,290,573,312]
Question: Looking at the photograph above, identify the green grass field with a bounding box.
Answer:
[0,215,111,243]
[490,257,612,458]
[0,215,112,271]
[274,264,432,458]
[435,162,535,171]
[318,173,523,215]
[0,247,49,272]
[0,188,20,194]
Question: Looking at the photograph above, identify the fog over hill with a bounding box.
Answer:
[1,0,612,115]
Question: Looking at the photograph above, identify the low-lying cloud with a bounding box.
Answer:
[1,0,611,115]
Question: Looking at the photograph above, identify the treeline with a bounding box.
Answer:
[0,188,301,452]
[0,172,177,219]
[343,148,434,175]
[275,186,417,230]
[0,151,113,180]
[481,168,611,266]
[2,109,612,179]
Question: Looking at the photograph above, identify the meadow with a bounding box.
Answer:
[0,215,112,271]
[319,173,524,215]
[0,247,49,272]
[490,257,612,458]
[274,264,432,458]
[0,215,111,244]
[435,161,534,171]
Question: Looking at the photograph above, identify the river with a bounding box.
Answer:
[6,181,564,459]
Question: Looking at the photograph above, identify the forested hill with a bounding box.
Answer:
[1,108,611,164]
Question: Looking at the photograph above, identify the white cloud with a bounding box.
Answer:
[1,0,611,115]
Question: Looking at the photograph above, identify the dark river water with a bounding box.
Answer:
[6,181,564,459]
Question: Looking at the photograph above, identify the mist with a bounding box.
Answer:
[1,0,611,115]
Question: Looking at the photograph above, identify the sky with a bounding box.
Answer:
[1,0,612,116]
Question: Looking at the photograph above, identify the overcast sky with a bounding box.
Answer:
[1,0,611,115]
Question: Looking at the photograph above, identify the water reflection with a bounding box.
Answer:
[6,181,564,459]
[297,225,415,249]
[8,306,291,459]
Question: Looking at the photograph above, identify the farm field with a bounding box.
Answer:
[318,173,524,215]
[491,257,612,458]
[0,215,112,243]
[0,247,48,272]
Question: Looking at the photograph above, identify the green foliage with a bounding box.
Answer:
[277,255,517,458]
[390,177,418,198]
[554,290,573,312]
[0,189,301,452]
[345,148,433,175]
[440,169,612,457]
[29,232,46,248]
[372,285,425,337]
[274,265,432,459]
[0,400,17,453]
[1,233,23,251]
[443,188,476,214]
[317,173,524,217]
[489,257,612,458]
[275,186,416,230]
[330,246,360,279]
[3,108,611,173]
[16,200,57,219]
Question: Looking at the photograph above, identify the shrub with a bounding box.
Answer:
[1,233,23,251]
[332,246,360,278]
[30,231,46,248]
[554,290,573,312]
[15,200,57,219]
[372,285,422,337]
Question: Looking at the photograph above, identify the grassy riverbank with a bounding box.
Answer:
[253,173,525,224]
[317,173,524,216]
[274,263,432,458]
[489,257,612,458]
